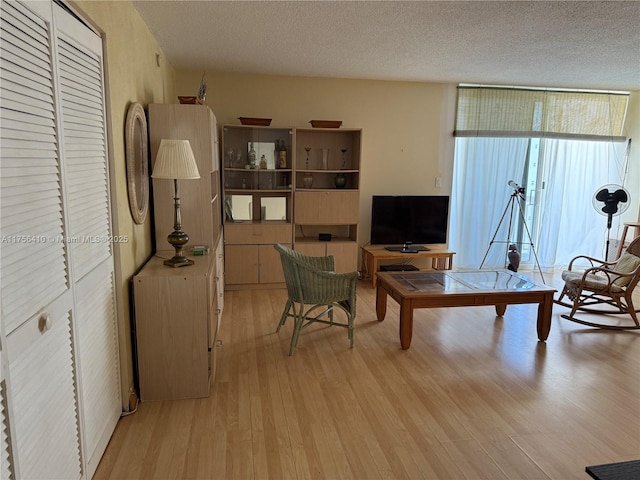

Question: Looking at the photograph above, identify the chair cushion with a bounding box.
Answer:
[613,252,640,286]
[561,270,624,293]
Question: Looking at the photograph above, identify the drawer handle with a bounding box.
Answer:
[38,314,52,333]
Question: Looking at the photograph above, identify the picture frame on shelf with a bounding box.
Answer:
[251,142,276,169]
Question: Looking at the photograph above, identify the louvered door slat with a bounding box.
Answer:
[0,1,49,49]
[0,107,55,129]
[0,125,56,142]
[58,77,102,107]
[0,76,53,108]
[3,268,67,307]
[0,129,57,147]
[2,155,58,168]
[67,171,106,187]
[1,190,60,215]
[2,240,65,278]
[1,165,58,178]
[0,27,51,75]
[70,211,109,236]
[58,38,100,75]
[0,68,52,100]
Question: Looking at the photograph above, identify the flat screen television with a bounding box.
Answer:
[370,195,449,252]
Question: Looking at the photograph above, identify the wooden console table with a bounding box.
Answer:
[361,244,455,288]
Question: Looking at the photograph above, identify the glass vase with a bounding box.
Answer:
[321,148,329,170]
[302,172,313,189]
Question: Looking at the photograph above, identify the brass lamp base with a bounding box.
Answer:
[164,255,194,268]
[165,227,192,268]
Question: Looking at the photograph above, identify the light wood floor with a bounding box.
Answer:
[94,270,640,480]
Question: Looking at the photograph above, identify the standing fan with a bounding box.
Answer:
[592,184,630,257]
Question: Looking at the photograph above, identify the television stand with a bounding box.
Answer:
[384,245,430,253]
[362,244,456,288]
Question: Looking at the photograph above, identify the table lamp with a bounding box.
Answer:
[151,139,200,267]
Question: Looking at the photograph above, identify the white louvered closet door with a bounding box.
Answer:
[0,1,120,479]
[54,5,121,477]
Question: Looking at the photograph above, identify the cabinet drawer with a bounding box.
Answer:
[224,222,292,244]
[294,191,359,224]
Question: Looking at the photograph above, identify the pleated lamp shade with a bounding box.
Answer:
[152,139,200,179]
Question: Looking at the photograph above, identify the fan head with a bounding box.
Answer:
[592,184,630,217]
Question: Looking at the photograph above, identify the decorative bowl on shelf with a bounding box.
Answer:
[238,117,272,126]
[310,120,342,128]
[178,96,202,105]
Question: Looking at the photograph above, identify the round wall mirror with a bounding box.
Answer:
[125,102,149,224]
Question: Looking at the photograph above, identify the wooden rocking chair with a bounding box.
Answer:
[555,236,640,329]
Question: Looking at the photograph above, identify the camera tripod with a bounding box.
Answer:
[479,184,545,284]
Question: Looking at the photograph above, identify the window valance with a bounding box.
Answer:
[454,85,629,141]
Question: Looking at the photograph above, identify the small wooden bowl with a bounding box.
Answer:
[310,120,342,128]
[238,117,272,126]
[178,96,202,105]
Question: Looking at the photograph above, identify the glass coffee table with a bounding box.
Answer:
[375,270,556,349]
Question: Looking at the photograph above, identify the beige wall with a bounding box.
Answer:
[176,71,457,246]
[178,71,640,242]
[72,0,175,410]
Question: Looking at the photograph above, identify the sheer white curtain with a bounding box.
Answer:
[450,137,627,270]
[449,137,528,268]
[537,139,627,267]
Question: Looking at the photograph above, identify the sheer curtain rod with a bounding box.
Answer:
[453,131,628,142]
[457,84,630,95]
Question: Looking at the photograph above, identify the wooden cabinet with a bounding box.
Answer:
[223,223,291,287]
[134,254,217,401]
[149,103,222,252]
[140,104,224,398]
[221,124,362,285]
[295,240,359,273]
[221,125,294,288]
[221,124,293,222]
[293,128,362,273]
[148,102,224,320]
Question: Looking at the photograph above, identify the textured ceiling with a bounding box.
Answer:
[131,0,640,91]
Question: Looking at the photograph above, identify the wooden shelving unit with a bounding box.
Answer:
[221,124,362,287]
[137,104,225,399]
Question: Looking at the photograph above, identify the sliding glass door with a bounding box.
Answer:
[450,137,628,270]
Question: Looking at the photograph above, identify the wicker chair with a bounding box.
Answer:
[555,236,640,329]
[274,243,358,355]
